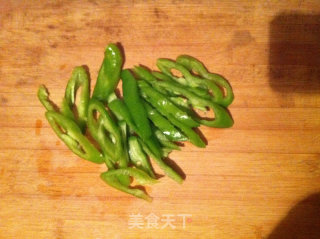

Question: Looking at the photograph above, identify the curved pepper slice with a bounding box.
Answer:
[37,85,58,112]
[143,100,187,142]
[109,98,162,160]
[156,59,225,106]
[108,99,138,132]
[153,129,180,151]
[122,69,152,140]
[138,138,184,184]
[155,81,233,128]
[128,136,155,178]
[101,167,158,202]
[137,80,199,128]
[87,99,127,168]
[134,66,172,95]
[61,66,90,132]
[176,55,234,107]
[166,114,206,148]
[87,99,131,186]
[45,111,104,164]
[92,43,123,103]
[152,71,211,103]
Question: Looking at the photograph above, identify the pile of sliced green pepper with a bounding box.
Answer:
[38,43,234,201]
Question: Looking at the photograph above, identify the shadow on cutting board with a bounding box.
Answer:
[267,192,320,239]
[269,13,320,94]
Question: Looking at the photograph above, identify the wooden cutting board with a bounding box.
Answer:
[1,1,319,238]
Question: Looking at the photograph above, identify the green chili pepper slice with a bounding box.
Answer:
[134,66,171,95]
[92,43,123,103]
[176,55,234,106]
[37,85,58,112]
[128,136,155,178]
[155,80,233,128]
[109,97,163,160]
[153,128,180,151]
[138,138,183,184]
[101,167,157,202]
[157,59,225,106]
[61,66,90,132]
[138,80,199,128]
[122,69,152,140]
[167,115,206,148]
[45,111,104,164]
[87,99,127,167]
[143,100,187,142]
[108,99,139,133]
[152,71,210,99]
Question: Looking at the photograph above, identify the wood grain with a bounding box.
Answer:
[1,0,320,238]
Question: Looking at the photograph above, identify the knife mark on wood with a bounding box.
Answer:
[1,96,8,104]
[35,119,42,136]
[154,8,169,20]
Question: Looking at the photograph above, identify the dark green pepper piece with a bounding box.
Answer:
[122,69,152,140]
[92,43,123,103]
[133,66,171,95]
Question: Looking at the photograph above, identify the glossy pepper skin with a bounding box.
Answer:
[137,80,206,147]
[176,55,234,107]
[45,111,104,164]
[138,62,233,128]
[92,43,123,103]
[122,69,152,140]
[153,128,180,151]
[108,98,139,133]
[133,66,171,96]
[166,113,206,148]
[138,138,184,184]
[128,136,155,178]
[61,66,90,132]
[87,99,127,168]
[109,98,163,160]
[155,80,234,128]
[156,59,227,107]
[38,85,104,164]
[87,99,131,186]
[137,80,199,128]
[100,167,158,202]
[143,100,187,142]
[152,71,211,109]
[121,69,163,159]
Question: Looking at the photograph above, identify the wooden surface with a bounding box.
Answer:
[1,1,320,238]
